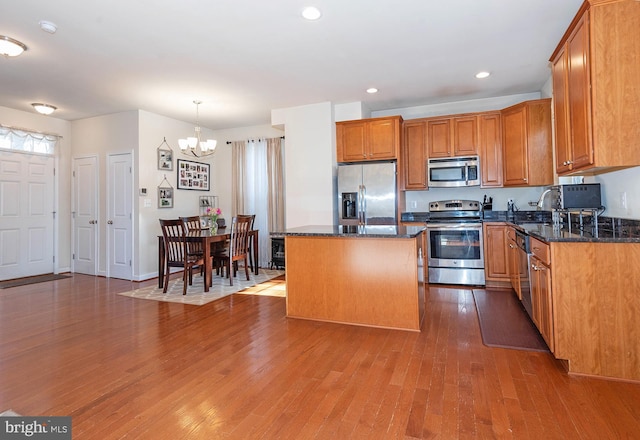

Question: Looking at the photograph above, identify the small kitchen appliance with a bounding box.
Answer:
[551,183,602,210]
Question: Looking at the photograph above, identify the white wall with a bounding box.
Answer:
[272,102,335,228]
[588,167,640,219]
[0,106,73,273]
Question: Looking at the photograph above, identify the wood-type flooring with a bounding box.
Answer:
[0,273,639,439]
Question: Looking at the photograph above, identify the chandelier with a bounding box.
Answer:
[178,100,217,158]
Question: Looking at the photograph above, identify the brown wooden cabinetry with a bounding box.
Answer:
[483,222,509,287]
[427,115,478,158]
[478,112,503,187]
[337,116,402,163]
[402,120,427,190]
[501,99,553,187]
[550,0,640,175]
[529,237,554,352]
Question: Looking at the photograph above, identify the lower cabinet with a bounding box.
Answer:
[529,237,554,351]
[483,222,509,286]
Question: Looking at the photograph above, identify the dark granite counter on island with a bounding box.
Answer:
[281,224,427,331]
[276,224,425,238]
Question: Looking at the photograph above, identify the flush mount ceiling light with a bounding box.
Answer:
[475,71,491,79]
[302,6,322,20]
[0,35,27,57]
[366,88,378,94]
[31,103,57,115]
[178,100,217,158]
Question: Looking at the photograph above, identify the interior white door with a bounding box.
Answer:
[73,156,98,275]
[0,150,54,280]
[107,153,132,280]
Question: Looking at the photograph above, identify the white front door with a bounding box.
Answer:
[0,150,54,280]
[107,153,132,280]
[73,156,98,275]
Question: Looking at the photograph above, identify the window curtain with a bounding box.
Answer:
[0,125,59,155]
[232,137,285,268]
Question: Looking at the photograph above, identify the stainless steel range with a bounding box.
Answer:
[426,199,485,286]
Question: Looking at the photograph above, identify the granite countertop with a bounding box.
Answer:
[271,224,425,238]
[400,210,640,243]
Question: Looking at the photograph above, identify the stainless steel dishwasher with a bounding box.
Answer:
[515,229,533,319]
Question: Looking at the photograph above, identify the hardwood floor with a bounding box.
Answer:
[1,273,639,439]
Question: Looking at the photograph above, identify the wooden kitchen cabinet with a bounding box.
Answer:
[479,112,503,187]
[529,237,554,352]
[501,99,553,187]
[337,116,402,162]
[483,222,509,287]
[402,119,427,190]
[427,115,478,158]
[550,0,640,175]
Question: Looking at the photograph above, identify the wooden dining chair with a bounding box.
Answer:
[236,214,256,272]
[213,215,252,286]
[180,216,205,256]
[159,219,205,295]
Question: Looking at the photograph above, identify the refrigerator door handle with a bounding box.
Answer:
[358,185,364,225]
[361,184,367,225]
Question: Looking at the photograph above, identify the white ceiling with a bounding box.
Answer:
[0,0,583,130]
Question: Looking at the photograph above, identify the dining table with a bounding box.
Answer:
[158,228,259,292]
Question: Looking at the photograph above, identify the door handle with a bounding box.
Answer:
[107,220,113,225]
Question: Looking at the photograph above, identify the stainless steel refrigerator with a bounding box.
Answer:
[337,162,397,226]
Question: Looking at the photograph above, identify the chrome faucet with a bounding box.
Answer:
[536,188,554,210]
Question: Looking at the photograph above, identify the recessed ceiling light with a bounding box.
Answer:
[0,35,27,57]
[366,88,378,94]
[302,6,322,20]
[475,71,491,79]
[32,103,57,115]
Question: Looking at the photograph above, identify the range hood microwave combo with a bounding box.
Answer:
[427,156,480,188]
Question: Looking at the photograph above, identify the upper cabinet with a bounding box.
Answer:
[402,119,428,190]
[427,115,478,158]
[501,99,553,187]
[550,0,640,175]
[478,112,503,188]
[401,111,500,190]
[336,116,402,163]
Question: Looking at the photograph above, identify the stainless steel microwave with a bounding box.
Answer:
[427,156,480,188]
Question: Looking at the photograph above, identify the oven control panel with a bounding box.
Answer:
[429,200,480,212]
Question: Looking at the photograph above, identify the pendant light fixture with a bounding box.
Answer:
[178,100,217,158]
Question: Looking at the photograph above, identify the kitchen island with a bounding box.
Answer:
[280,225,426,331]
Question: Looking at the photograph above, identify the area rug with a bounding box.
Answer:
[0,274,71,289]
[117,269,285,306]
[472,288,549,352]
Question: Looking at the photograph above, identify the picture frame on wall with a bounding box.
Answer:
[156,137,174,171]
[177,159,210,191]
[158,187,173,208]
[158,174,174,208]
